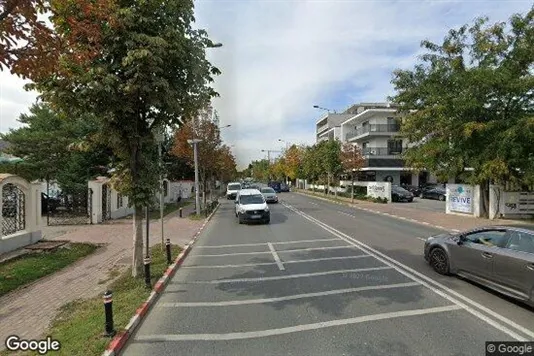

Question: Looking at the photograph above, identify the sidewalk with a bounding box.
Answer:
[296,190,532,232]
[0,203,201,349]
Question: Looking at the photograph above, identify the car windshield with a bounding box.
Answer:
[261,188,275,193]
[228,184,241,190]
[239,194,265,205]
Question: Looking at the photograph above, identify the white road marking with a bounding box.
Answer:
[178,266,392,284]
[417,237,427,241]
[267,242,285,271]
[283,202,534,341]
[181,255,373,269]
[159,282,421,307]
[195,238,339,249]
[136,305,461,341]
[194,245,356,257]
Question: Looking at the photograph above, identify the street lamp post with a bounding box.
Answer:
[351,168,356,204]
[188,138,202,215]
[155,127,165,249]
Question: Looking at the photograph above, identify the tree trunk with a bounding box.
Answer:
[480,179,490,219]
[132,206,144,277]
[334,177,338,198]
[130,141,143,277]
[326,174,330,196]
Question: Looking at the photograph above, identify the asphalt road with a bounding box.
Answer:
[122,193,534,356]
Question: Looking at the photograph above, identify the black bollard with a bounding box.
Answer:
[144,257,151,288]
[103,290,116,337]
[165,238,172,265]
[179,208,182,218]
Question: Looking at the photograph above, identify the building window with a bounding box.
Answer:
[116,193,123,208]
[387,140,403,155]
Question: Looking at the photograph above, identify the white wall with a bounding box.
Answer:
[0,174,42,254]
[489,185,534,220]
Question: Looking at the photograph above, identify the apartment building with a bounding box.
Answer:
[315,103,437,186]
[315,113,353,143]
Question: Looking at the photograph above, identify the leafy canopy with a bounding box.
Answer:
[390,7,534,186]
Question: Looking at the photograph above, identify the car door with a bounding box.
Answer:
[449,229,508,280]
[491,230,534,300]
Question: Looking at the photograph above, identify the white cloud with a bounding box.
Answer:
[1,0,531,170]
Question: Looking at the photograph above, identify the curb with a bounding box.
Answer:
[102,202,221,356]
[295,191,461,233]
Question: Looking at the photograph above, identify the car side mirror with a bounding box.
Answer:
[457,235,467,245]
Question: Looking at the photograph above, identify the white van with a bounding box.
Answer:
[226,182,242,200]
[234,189,270,224]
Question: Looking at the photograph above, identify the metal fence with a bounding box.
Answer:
[2,183,26,235]
[46,187,92,226]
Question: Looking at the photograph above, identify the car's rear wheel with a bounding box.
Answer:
[429,247,450,275]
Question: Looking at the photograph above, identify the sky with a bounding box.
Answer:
[0,0,532,169]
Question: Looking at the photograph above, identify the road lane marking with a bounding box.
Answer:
[195,238,340,248]
[181,255,373,269]
[194,245,356,257]
[135,305,461,341]
[158,282,421,307]
[282,202,534,341]
[175,266,392,284]
[268,242,285,271]
[417,237,426,241]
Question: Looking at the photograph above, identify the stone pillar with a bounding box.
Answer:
[88,180,103,224]
[411,173,419,187]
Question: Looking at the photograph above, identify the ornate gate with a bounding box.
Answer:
[2,183,26,235]
[46,186,92,226]
[101,184,111,221]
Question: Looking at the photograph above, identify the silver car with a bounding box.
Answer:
[260,187,279,204]
[424,225,534,307]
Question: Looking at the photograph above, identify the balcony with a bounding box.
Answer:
[316,123,330,134]
[345,123,400,141]
[362,147,404,156]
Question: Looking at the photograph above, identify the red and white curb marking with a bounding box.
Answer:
[102,203,220,356]
[296,191,461,233]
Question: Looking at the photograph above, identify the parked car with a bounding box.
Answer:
[421,187,447,201]
[260,187,279,203]
[268,181,282,193]
[226,182,242,200]
[234,189,270,224]
[41,192,60,214]
[401,184,421,197]
[280,183,290,192]
[424,225,534,307]
[391,185,414,202]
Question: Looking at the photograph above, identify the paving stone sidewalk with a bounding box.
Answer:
[296,190,532,231]
[0,203,202,350]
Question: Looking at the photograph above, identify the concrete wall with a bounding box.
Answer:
[489,185,534,220]
[0,174,43,254]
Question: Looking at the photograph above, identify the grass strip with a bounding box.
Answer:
[0,243,98,297]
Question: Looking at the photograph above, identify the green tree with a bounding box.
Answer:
[390,7,534,217]
[0,103,110,190]
[33,0,220,276]
[317,140,342,195]
[301,145,322,189]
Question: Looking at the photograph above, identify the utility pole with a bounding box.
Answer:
[158,139,164,249]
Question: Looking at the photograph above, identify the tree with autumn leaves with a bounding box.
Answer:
[3,0,221,277]
[172,118,237,206]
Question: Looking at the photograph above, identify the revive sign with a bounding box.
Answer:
[448,185,473,214]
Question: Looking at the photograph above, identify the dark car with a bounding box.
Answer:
[280,183,290,192]
[421,187,447,201]
[402,184,421,196]
[268,181,282,193]
[41,192,60,214]
[391,185,414,202]
[424,225,534,307]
